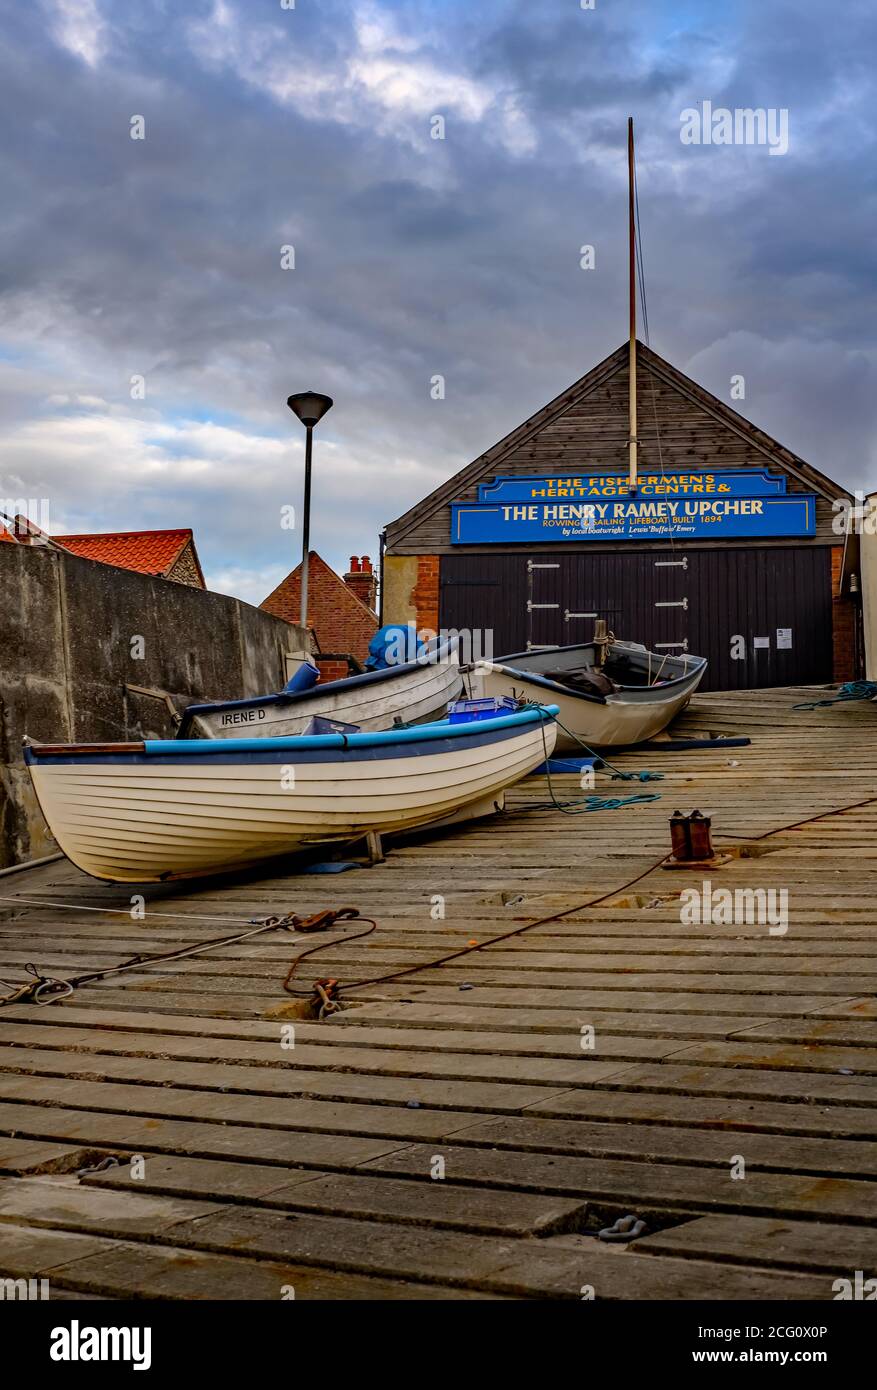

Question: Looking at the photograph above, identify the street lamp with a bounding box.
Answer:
[286,390,333,633]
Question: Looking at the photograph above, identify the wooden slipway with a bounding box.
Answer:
[0,686,875,1300]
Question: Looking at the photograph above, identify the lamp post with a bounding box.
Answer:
[286,390,333,633]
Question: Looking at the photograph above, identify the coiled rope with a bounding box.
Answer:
[793,681,877,710]
[516,705,663,816]
[0,905,371,1007]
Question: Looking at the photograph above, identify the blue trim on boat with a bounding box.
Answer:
[24,706,559,767]
[177,638,460,732]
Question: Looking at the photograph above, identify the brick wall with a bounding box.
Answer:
[831,546,858,682]
[315,658,351,683]
[411,554,440,632]
[344,556,378,611]
[261,551,378,664]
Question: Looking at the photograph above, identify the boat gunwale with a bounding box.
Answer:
[177,638,461,731]
[477,648,708,705]
[24,705,559,764]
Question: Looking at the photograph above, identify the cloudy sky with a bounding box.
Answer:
[1,0,875,604]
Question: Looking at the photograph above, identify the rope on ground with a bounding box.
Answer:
[0,906,367,1007]
[281,850,675,1000]
[524,790,662,815]
[793,680,877,710]
[0,896,301,926]
[526,702,665,783]
[512,709,662,816]
[284,778,877,1003]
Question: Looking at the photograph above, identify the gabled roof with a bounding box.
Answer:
[261,551,378,659]
[262,551,378,622]
[385,340,851,548]
[54,528,204,583]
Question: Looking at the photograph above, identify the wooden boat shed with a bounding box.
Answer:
[382,342,860,690]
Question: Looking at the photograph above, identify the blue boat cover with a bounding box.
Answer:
[364,625,426,671]
[283,661,320,694]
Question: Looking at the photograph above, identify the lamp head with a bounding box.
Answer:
[286,391,333,427]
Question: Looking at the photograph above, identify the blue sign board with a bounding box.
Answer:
[477,470,787,503]
[451,472,815,545]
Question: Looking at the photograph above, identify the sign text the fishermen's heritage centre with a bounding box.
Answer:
[450,471,815,544]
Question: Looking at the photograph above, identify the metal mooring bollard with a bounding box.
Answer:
[665,809,730,869]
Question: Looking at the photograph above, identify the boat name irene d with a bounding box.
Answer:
[177,636,463,740]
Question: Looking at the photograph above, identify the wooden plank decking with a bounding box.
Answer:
[0,685,875,1300]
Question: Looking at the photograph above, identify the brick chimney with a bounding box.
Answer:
[343,554,377,612]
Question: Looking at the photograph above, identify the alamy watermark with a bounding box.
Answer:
[833,492,877,535]
[0,1275,49,1299]
[1,499,51,537]
[50,1320,152,1370]
[680,880,788,935]
[680,102,789,156]
[832,1270,877,1299]
[379,623,493,666]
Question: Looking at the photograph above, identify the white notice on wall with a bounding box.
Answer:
[777,628,793,649]
[753,637,770,649]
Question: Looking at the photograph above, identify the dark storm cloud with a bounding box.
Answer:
[0,0,875,601]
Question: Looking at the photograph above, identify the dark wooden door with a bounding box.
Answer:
[439,546,833,691]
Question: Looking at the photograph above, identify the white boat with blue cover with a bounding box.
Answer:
[177,638,463,739]
[24,705,558,883]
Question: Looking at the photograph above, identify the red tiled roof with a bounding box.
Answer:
[54,529,194,577]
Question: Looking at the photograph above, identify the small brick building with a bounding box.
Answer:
[261,552,379,680]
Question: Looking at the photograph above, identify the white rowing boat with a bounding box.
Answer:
[466,640,706,750]
[24,705,558,883]
[177,639,463,738]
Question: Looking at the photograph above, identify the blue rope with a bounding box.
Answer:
[521,707,663,816]
[523,701,665,783]
[793,681,877,710]
[525,789,662,816]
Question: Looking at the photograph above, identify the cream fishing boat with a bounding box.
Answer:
[466,638,706,750]
[24,705,558,883]
[177,638,463,739]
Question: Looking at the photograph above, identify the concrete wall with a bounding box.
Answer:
[0,544,306,867]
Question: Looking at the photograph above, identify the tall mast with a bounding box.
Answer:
[627,116,638,493]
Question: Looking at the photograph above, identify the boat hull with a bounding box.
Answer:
[468,643,706,750]
[25,712,556,883]
[179,644,464,739]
